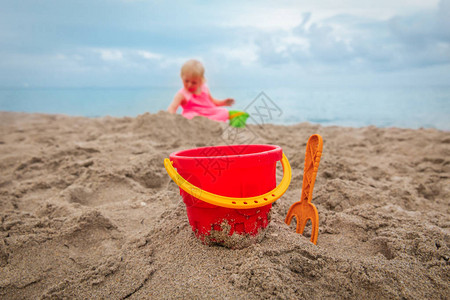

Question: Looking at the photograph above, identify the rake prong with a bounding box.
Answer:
[285,201,300,225]
[285,211,295,226]
[309,203,319,244]
[310,220,319,244]
[295,214,308,235]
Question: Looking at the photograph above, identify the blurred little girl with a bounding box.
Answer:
[168,59,248,127]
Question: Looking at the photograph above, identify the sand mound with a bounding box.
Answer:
[0,111,448,299]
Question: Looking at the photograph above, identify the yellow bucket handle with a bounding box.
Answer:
[164,153,292,209]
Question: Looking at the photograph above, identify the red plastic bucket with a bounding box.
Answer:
[169,144,282,248]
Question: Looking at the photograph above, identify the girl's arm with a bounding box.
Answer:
[167,92,185,114]
[209,94,235,107]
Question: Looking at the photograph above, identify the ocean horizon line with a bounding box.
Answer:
[1,85,448,131]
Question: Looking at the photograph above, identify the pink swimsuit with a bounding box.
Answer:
[179,84,229,122]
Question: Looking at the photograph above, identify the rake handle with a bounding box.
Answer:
[300,135,323,204]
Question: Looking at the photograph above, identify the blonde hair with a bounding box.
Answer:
[181,59,205,79]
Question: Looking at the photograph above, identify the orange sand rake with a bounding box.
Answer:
[285,134,323,244]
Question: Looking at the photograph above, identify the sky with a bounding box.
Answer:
[0,0,449,88]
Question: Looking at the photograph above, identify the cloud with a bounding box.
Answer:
[212,46,258,66]
[0,0,448,87]
[254,0,450,73]
[137,51,162,60]
[94,49,124,61]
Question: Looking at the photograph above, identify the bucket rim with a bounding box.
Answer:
[169,144,282,161]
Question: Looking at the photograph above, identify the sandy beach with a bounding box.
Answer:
[0,111,449,299]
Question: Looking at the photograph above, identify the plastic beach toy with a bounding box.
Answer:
[164,144,291,248]
[164,135,324,248]
[285,134,323,245]
[229,110,249,128]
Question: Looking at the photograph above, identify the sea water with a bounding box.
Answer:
[0,86,449,131]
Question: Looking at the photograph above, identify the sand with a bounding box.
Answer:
[0,111,449,299]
